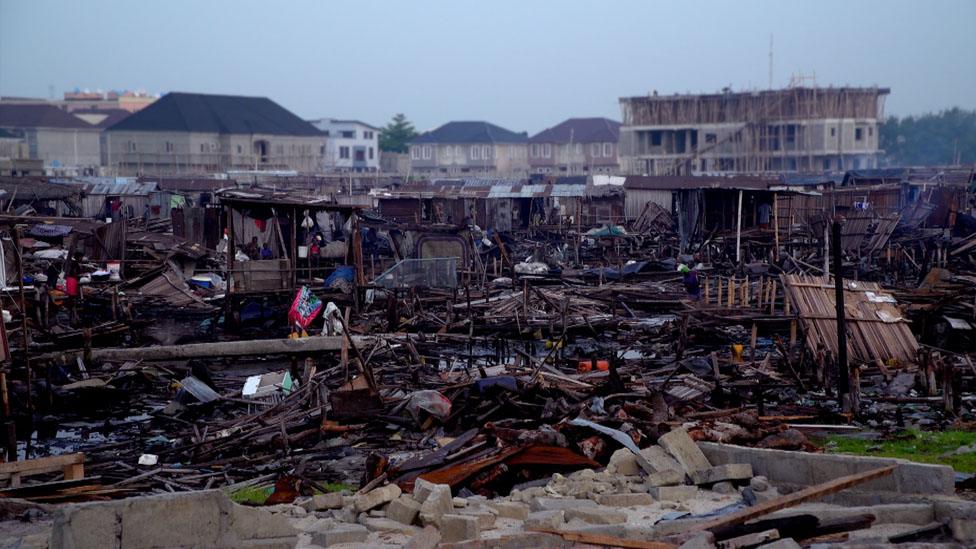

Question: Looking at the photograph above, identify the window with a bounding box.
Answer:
[543,144,551,158]
[591,143,600,156]
[471,146,480,160]
[319,145,325,155]
[455,146,461,158]
[855,128,863,141]
[603,143,612,157]
[704,133,716,144]
[341,130,355,139]
[237,145,243,154]
[411,147,421,160]
[355,149,366,162]
[575,143,582,155]
[482,145,490,159]
[531,144,540,158]
[830,127,836,137]
[823,159,831,170]
[650,131,662,146]
[128,141,136,152]
[363,131,373,139]
[868,127,873,137]
[422,146,432,159]
[200,144,206,153]
[369,147,374,159]
[165,142,173,152]
[442,146,452,158]
[339,146,350,159]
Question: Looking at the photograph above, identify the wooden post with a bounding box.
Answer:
[735,189,744,264]
[10,228,31,425]
[832,219,851,413]
[773,193,780,262]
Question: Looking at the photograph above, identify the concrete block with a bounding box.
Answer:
[354,484,402,512]
[595,493,654,507]
[529,497,596,512]
[302,492,344,511]
[489,501,529,520]
[711,481,735,495]
[607,448,641,475]
[646,468,686,487]
[691,463,753,485]
[452,497,468,508]
[121,491,222,548]
[524,510,565,530]
[440,514,480,543]
[387,495,422,525]
[640,445,683,473]
[51,502,121,549]
[658,429,712,475]
[412,478,437,503]
[419,483,453,522]
[310,522,369,546]
[564,506,627,525]
[650,485,698,502]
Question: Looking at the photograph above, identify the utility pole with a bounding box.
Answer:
[832,218,851,412]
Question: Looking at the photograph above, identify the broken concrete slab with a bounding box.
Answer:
[646,468,686,487]
[300,492,344,512]
[489,501,529,520]
[564,506,627,525]
[387,495,423,525]
[529,497,597,512]
[658,429,713,476]
[606,447,641,475]
[404,525,442,549]
[310,522,369,546]
[640,444,684,473]
[595,493,655,507]
[354,484,402,512]
[419,484,453,524]
[691,463,754,486]
[524,510,565,530]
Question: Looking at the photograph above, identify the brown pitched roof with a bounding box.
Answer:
[0,104,97,129]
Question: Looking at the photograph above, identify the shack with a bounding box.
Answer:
[371,176,625,231]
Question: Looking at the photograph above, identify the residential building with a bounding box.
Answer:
[618,87,890,175]
[529,117,620,175]
[62,89,158,112]
[308,118,380,172]
[409,121,529,176]
[103,92,326,176]
[71,108,132,129]
[0,104,102,173]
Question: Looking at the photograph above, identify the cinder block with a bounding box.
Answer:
[440,513,480,543]
[529,497,596,512]
[51,503,121,549]
[354,484,402,512]
[310,522,369,546]
[650,485,698,502]
[691,463,753,485]
[640,445,683,473]
[524,510,565,530]
[121,491,222,548]
[646,469,686,487]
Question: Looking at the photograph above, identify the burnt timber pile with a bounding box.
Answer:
[0,169,975,546]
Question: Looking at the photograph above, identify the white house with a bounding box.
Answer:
[308,118,380,172]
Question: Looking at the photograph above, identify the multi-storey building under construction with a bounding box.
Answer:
[618,86,889,175]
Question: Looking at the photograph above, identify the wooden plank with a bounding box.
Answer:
[0,452,84,476]
[691,465,896,533]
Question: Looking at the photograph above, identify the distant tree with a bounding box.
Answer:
[379,113,418,153]
[881,108,976,166]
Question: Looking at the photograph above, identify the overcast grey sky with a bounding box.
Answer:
[1,0,973,134]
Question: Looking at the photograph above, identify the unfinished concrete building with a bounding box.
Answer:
[618,87,889,175]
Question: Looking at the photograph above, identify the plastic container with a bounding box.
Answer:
[577,359,610,373]
[65,276,79,296]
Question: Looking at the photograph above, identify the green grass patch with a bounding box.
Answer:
[228,485,274,505]
[227,481,354,505]
[823,429,976,473]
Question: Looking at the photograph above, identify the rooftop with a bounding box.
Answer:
[0,104,98,130]
[106,92,323,136]
[529,117,620,144]
[411,121,528,145]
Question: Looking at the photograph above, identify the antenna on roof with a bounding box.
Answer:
[768,34,774,90]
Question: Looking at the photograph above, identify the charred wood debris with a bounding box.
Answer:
[0,181,973,518]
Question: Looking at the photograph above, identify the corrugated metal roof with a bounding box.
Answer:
[52,177,158,196]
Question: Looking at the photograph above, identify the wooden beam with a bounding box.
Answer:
[530,529,676,549]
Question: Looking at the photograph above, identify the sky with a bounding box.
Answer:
[1,0,974,135]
